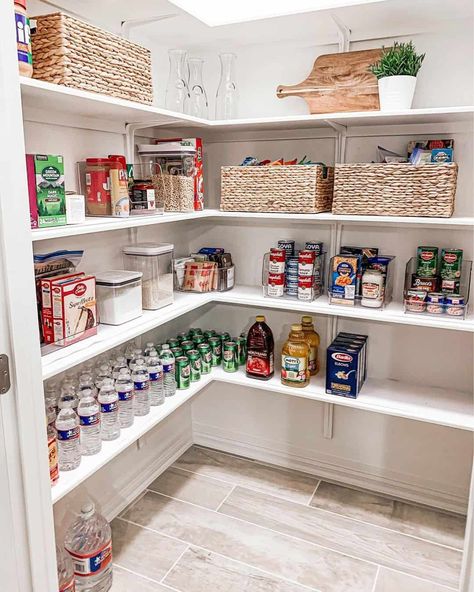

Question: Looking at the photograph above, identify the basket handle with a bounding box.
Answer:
[312,162,328,179]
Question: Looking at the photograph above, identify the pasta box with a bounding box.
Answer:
[329,255,361,306]
[326,339,365,398]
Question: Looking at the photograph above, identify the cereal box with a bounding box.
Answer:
[330,255,360,306]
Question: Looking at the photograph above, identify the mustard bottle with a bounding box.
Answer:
[301,315,320,376]
[281,324,310,388]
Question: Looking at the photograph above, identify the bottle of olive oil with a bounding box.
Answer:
[281,324,310,388]
[301,315,320,376]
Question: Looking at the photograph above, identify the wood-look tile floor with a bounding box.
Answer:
[111,446,466,592]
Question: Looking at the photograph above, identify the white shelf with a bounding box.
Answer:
[51,366,473,503]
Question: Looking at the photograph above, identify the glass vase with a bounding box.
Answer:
[165,49,189,113]
[184,58,208,118]
[215,53,238,120]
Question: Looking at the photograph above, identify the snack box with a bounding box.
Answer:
[26,154,66,228]
[326,341,364,398]
[330,255,361,306]
[42,274,97,346]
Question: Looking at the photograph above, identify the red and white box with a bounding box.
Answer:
[41,273,97,346]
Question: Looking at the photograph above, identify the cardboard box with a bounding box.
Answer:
[326,341,364,398]
[26,154,66,228]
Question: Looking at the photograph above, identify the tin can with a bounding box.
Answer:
[223,341,238,372]
[170,347,183,358]
[298,250,315,277]
[298,276,314,301]
[209,336,222,366]
[193,334,206,347]
[269,248,286,274]
[305,241,323,255]
[441,278,460,294]
[189,327,203,336]
[445,294,465,317]
[218,332,230,346]
[426,292,445,314]
[176,332,188,344]
[204,330,216,340]
[197,343,212,374]
[175,356,191,389]
[277,239,295,258]
[187,349,202,381]
[168,338,180,349]
[440,248,463,280]
[267,273,285,297]
[416,246,439,277]
[238,334,247,366]
[411,275,439,293]
[181,340,195,353]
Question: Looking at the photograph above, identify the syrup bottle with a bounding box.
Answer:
[246,315,274,380]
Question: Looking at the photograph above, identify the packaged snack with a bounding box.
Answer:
[330,255,360,306]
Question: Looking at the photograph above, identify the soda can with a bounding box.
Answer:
[232,337,241,365]
[305,241,323,255]
[189,327,203,336]
[168,338,180,349]
[176,332,188,344]
[204,329,216,339]
[218,332,231,346]
[170,347,183,358]
[238,334,247,366]
[197,343,212,374]
[187,349,202,382]
[277,239,295,258]
[193,334,207,347]
[223,341,238,372]
[175,356,191,389]
[181,340,195,353]
[208,336,222,366]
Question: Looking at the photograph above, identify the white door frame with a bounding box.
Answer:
[0,3,57,590]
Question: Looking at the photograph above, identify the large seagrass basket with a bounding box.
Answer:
[220,165,334,213]
[31,12,153,105]
[332,163,458,217]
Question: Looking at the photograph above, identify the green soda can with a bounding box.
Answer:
[232,337,241,366]
[176,332,189,344]
[170,347,183,358]
[223,341,238,373]
[238,333,247,366]
[197,343,212,374]
[187,349,201,382]
[168,338,180,349]
[193,334,206,347]
[181,340,195,353]
[189,327,203,336]
[175,356,191,389]
[208,336,222,366]
[218,332,231,347]
[204,329,216,340]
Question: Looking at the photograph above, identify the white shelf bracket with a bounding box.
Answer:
[324,120,347,163]
[331,14,351,53]
[120,14,177,39]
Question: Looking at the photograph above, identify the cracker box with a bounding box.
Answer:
[42,274,97,346]
[329,255,360,306]
[326,341,364,398]
[26,154,66,228]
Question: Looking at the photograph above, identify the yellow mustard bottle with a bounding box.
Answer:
[281,324,310,388]
[301,315,320,376]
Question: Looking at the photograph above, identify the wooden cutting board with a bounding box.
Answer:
[276,48,384,114]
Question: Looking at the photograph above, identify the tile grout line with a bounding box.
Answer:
[370,565,381,592]
[116,515,323,592]
[378,567,459,592]
[215,484,236,511]
[165,466,464,552]
[113,562,180,591]
[159,544,191,586]
[307,480,321,506]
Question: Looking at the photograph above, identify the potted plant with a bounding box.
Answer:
[370,41,425,111]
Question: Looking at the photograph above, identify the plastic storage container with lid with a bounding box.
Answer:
[95,270,143,325]
[122,243,174,310]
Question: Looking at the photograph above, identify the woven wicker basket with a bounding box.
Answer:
[31,12,153,105]
[220,165,334,213]
[332,163,458,217]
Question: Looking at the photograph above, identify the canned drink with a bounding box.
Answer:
[223,341,238,372]
[170,347,183,358]
[187,349,201,382]
[168,338,180,349]
[197,343,212,374]
[176,332,188,344]
[218,332,230,346]
[181,340,195,353]
[208,336,222,366]
[238,334,247,366]
[267,273,285,297]
[440,248,463,280]
[269,248,286,274]
[193,334,206,347]
[204,330,216,339]
[416,246,439,277]
[298,250,315,277]
[189,327,203,336]
[175,356,191,389]
[277,239,295,258]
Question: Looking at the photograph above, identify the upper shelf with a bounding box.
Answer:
[20,78,474,133]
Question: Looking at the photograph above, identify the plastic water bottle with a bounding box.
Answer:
[129,348,143,372]
[59,386,79,412]
[97,379,120,441]
[115,370,134,428]
[56,543,75,592]
[78,373,97,398]
[77,388,101,456]
[124,342,136,366]
[64,501,113,592]
[144,341,155,359]
[95,364,111,391]
[147,350,164,406]
[161,345,176,397]
[131,360,150,416]
[111,356,127,380]
[55,399,81,471]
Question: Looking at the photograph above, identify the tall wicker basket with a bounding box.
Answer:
[220,165,334,213]
[31,12,153,105]
[332,163,458,217]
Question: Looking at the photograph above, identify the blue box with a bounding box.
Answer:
[326,340,365,399]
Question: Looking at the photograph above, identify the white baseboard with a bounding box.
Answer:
[193,421,468,515]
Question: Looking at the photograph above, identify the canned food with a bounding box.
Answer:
[267,273,285,297]
[286,286,298,296]
[168,338,180,349]
[441,278,460,294]
[446,294,465,316]
[411,275,439,293]
[277,240,295,258]
[181,340,195,353]
[298,250,315,277]
[170,347,183,358]
[204,330,216,339]
[446,294,465,305]
[197,343,212,374]
[298,276,314,301]
[405,289,427,313]
[305,241,323,255]
[440,249,463,280]
[175,356,191,389]
[238,334,247,366]
[269,248,286,274]
[426,292,445,314]
[223,341,238,372]
[416,246,439,277]
[427,292,446,304]
[208,336,222,366]
[187,349,202,381]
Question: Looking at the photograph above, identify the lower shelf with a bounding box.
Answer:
[51,367,473,504]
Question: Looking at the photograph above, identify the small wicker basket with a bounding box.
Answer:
[220,165,334,213]
[31,12,153,105]
[332,163,458,218]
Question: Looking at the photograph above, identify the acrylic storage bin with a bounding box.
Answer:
[262,252,326,302]
[122,243,174,310]
[174,259,235,293]
[95,270,143,325]
[403,257,471,319]
[328,255,395,308]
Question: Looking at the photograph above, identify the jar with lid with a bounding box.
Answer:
[361,269,384,308]
[122,243,174,310]
[15,0,33,77]
[85,158,112,216]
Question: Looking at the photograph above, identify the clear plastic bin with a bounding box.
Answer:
[122,243,174,310]
[173,258,235,292]
[95,270,143,325]
[262,252,326,302]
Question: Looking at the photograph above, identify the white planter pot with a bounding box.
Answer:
[377,75,417,111]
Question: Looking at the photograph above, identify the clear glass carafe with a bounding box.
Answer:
[185,58,208,118]
[165,49,189,112]
[215,53,238,120]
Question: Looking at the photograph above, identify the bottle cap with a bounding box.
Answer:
[301,316,313,324]
[291,323,302,332]
[256,315,265,322]
[81,501,95,519]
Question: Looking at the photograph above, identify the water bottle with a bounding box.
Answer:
[56,543,75,592]
[161,345,176,397]
[77,388,101,456]
[131,360,150,416]
[64,501,113,592]
[129,348,143,372]
[115,370,134,428]
[59,385,79,412]
[95,364,111,391]
[143,341,155,359]
[112,356,128,380]
[147,350,164,406]
[78,373,97,398]
[124,342,136,366]
[97,379,120,441]
[44,380,59,414]
[55,399,81,471]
